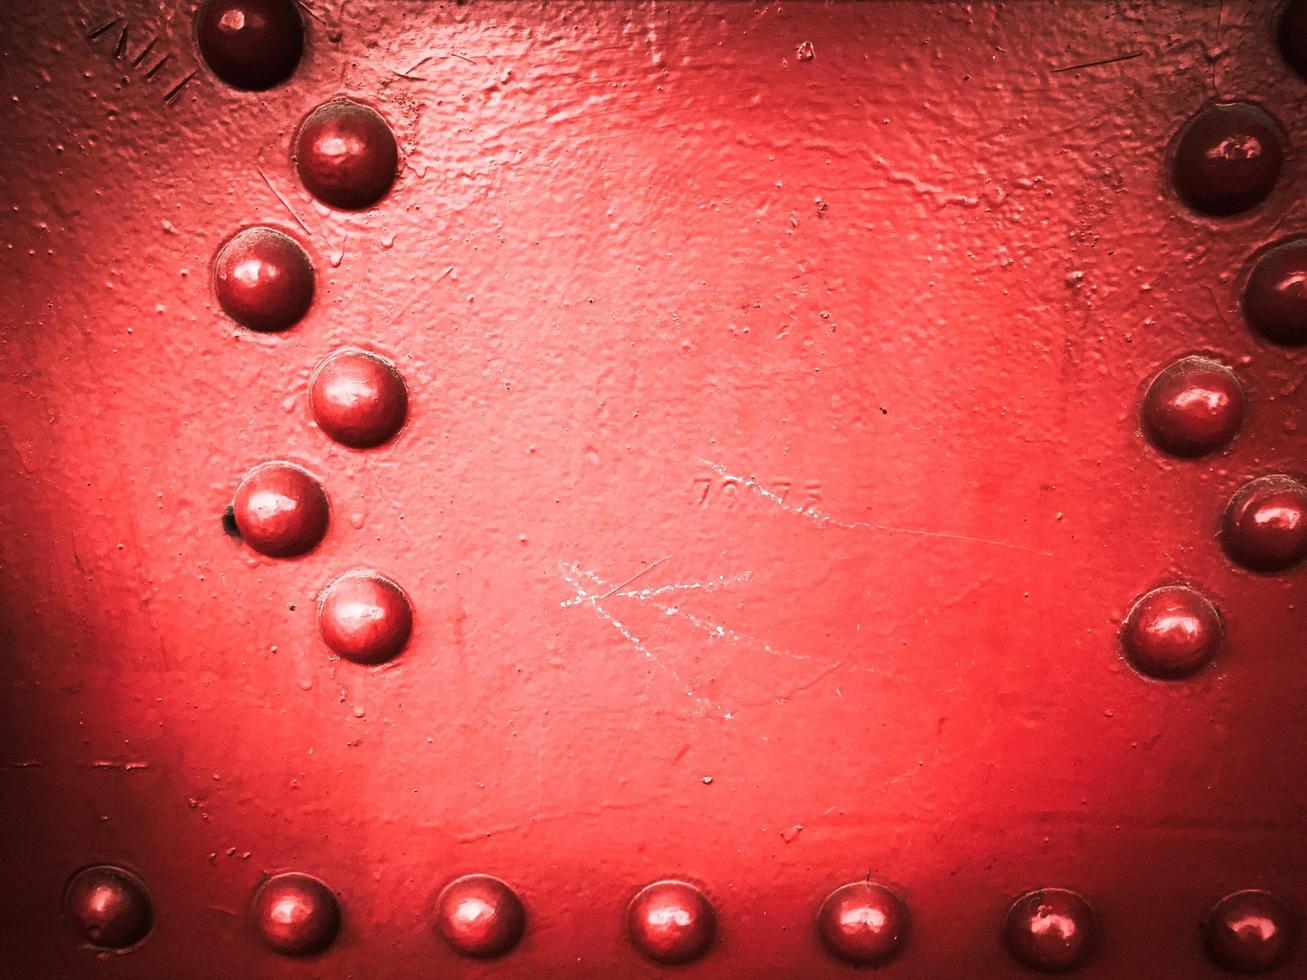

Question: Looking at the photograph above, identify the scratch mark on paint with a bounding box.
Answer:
[697,459,1054,557]
[256,166,313,238]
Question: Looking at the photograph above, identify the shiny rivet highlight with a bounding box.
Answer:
[627,880,716,964]
[250,872,340,957]
[294,100,398,210]
[1121,585,1222,679]
[1221,475,1307,573]
[816,881,908,967]
[195,0,304,91]
[433,874,526,959]
[232,462,329,558]
[1141,356,1244,457]
[64,865,153,951]
[318,571,413,664]
[213,227,314,333]
[1003,888,1095,973]
[1173,104,1283,216]
[1204,890,1296,974]
[310,349,408,448]
[1243,240,1307,347]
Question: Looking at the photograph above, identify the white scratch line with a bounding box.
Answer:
[697,458,1053,557]
[558,562,725,715]
[560,570,751,608]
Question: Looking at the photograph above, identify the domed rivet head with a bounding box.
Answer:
[232,462,329,558]
[213,227,314,333]
[1204,890,1296,973]
[195,0,304,91]
[1173,104,1283,216]
[1280,0,1307,78]
[1221,475,1307,573]
[1121,585,1222,679]
[250,872,340,957]
[64,865,153,951]
[816,881,909,967]
[1004,888,1096,973]
[1142,356,1244,457]
[627,880,716,964]
[433,874,526,958]
[1243,240,1307,346]
[294,100,398,210]
[318,571,412,664]
[310,349,408,448]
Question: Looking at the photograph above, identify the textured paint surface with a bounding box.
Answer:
[1,1,1305,977]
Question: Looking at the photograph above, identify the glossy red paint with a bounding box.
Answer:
[317,570,413,664]
[249,872,341,956]
[310,348,408,448]
[1141,356,1245,458]
[294,100,398,210]
[63,866,153,951]
[1120,585,1223,680]
[815,881,908,967]
[212,226,315,333]
[1203,890,1296,974]
[1243,239,1307,346]
[432,874,526,959]
[1003,888,1096,973]
[626,881,716,964]
[1221,475,1307,572]
[1172,104,1283,217]
[195,0,303,91]
[231,461,329,557]
[3,1,1307,977]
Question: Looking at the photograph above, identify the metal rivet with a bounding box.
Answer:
[1141,356,1245,458]
[1121,585,1222,679]
[1221,475,1307,572]
[294,100,398,210]
[310,349,408,449]
[232,461,329,558]
[432,874,526,959]
[627,880,716,964]
[195,0,304,92]
[64,865,153,951]
[1172,104,1283,216]
[1003,888,1096,973]
[1204,890,1296,974]
[816,881,909,967]
[1280,0,1307,78]
[250,872,340,957]
[1243,240,1307,347]
[318,571,412,664]
[213,227,314,333]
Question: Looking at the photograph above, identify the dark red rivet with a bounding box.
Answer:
[213,227,314,333]
[627,880,716,964]
[250,872,340,957]
[1243,240,1307,347]
[433,874,526,959]
[310,349,408,448]
[1004,888,1096,973]
[1280,0,1307,78]
[64,865,153,950]
[1221,475,1307,573]
[1121,585,1222,679]
[318,571,412,664]
[816,881,909,967]
[232,462,329,558]
[294,100,398,210]
[1173,104,1283,216]
[1204,890,1296,974]
[1142,356,1244,457]
[195,0,304,91]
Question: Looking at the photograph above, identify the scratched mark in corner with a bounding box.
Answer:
[696,458,1054,558]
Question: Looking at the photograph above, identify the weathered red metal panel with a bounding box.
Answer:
[1,1,1305,976]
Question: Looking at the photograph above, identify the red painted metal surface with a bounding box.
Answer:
[1,1,1306,976]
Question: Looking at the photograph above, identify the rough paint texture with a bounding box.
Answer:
[0,1,1305,977]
